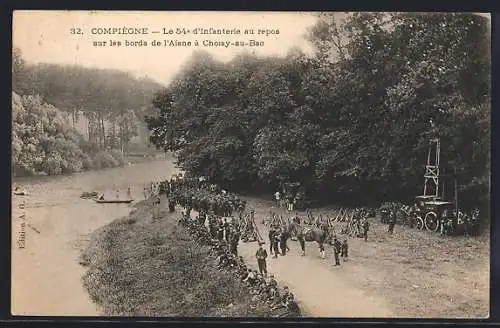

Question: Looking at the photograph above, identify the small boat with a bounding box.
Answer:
[93,199,134,204]
[81,191,99,199]
[13,189,28,196]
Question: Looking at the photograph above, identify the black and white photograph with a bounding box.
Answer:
[11,11,491,318]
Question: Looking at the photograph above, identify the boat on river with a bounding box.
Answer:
[13,187,28,196]
[80,191,99,199]
[93,199,134,204]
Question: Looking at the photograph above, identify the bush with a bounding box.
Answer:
[108,149,125,166]
[81,153,94,170]
[91,151,120,170]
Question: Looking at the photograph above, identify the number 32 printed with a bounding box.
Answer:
[70,28,83,35]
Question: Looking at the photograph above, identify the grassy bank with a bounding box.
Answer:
[80,199,285,317]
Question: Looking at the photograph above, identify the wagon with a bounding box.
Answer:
[418,199,454,232]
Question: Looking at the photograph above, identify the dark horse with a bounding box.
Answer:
[289,222,331,258]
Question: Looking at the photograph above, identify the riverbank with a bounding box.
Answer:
[79,197,290,317]
[11,160,180,315]
[79,192,490,318]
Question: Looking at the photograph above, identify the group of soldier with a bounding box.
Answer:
[161,175,246,218]
[177,202,301,317]
[273,190,306,212]
[264,211,352,267]
[267,223,291,258]
[379,201,481,236]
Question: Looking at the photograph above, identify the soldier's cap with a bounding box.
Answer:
[270,274,275,278]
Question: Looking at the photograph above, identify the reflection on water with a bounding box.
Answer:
[11,159,180,316]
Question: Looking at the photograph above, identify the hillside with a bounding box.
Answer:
[13,51,165,151]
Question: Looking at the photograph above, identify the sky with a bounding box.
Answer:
[12,11,320,86]
[13,11,490,86]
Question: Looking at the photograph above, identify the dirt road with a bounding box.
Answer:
[236,197,489,318]
[237,212,394,317]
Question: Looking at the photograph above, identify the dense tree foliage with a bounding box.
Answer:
[146,13,490,209]
[12,92,128,176]
[12,49,164,177]
[12,53,164,154]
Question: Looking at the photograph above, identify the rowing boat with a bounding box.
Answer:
[93,199,134,204]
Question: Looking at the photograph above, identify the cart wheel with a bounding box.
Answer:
[424,212,439,232]
[415,216,424,230]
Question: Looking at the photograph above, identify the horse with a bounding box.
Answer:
[288,221,331,259]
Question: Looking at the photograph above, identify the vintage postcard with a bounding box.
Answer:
[11,11,491,318]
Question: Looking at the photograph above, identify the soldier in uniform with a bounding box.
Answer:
[274,190,281,207]
[242,269,256,284]
[222,218,230,242]
[255,243,268,277]
[285,293,301,316]
[198,210,207,225]
[279,227,290,256]
[230,228,240,256]
[280,286,291,305]
[362,218,370,241]
[272,228,281,258]
[268,225,276,255]
[388,212,396,234]
[217,220,224,240]
[340,239,348,261]
[333,237,341,266]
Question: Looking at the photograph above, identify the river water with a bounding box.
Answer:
[11,159,180,316]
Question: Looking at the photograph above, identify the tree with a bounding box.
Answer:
[146,12,490,209]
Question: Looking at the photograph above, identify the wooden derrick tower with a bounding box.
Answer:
[423,138,441,199]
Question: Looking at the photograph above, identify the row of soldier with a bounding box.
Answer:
[161,174,265,244]
[160,174,247,218]
[177,209,301,316]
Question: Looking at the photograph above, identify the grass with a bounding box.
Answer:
[244,197,490,318]
[80,199,288,317]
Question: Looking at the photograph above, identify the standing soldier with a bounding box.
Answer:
[388,212,396,234]
[222,218,230,242]
[279,227,289,256]
[274,190,281,208]
[333,237,341,266]
[272,228,281,258]
[341,239,349,262]
[116,189,120,200]
[168,196,176,212]
[230,229,240,256]
[127,186,132,200]
[268,225,276,255]
[198,210,207,226]
[287,192,294,212]
[362,218,370,242]
[255,243,268,277]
